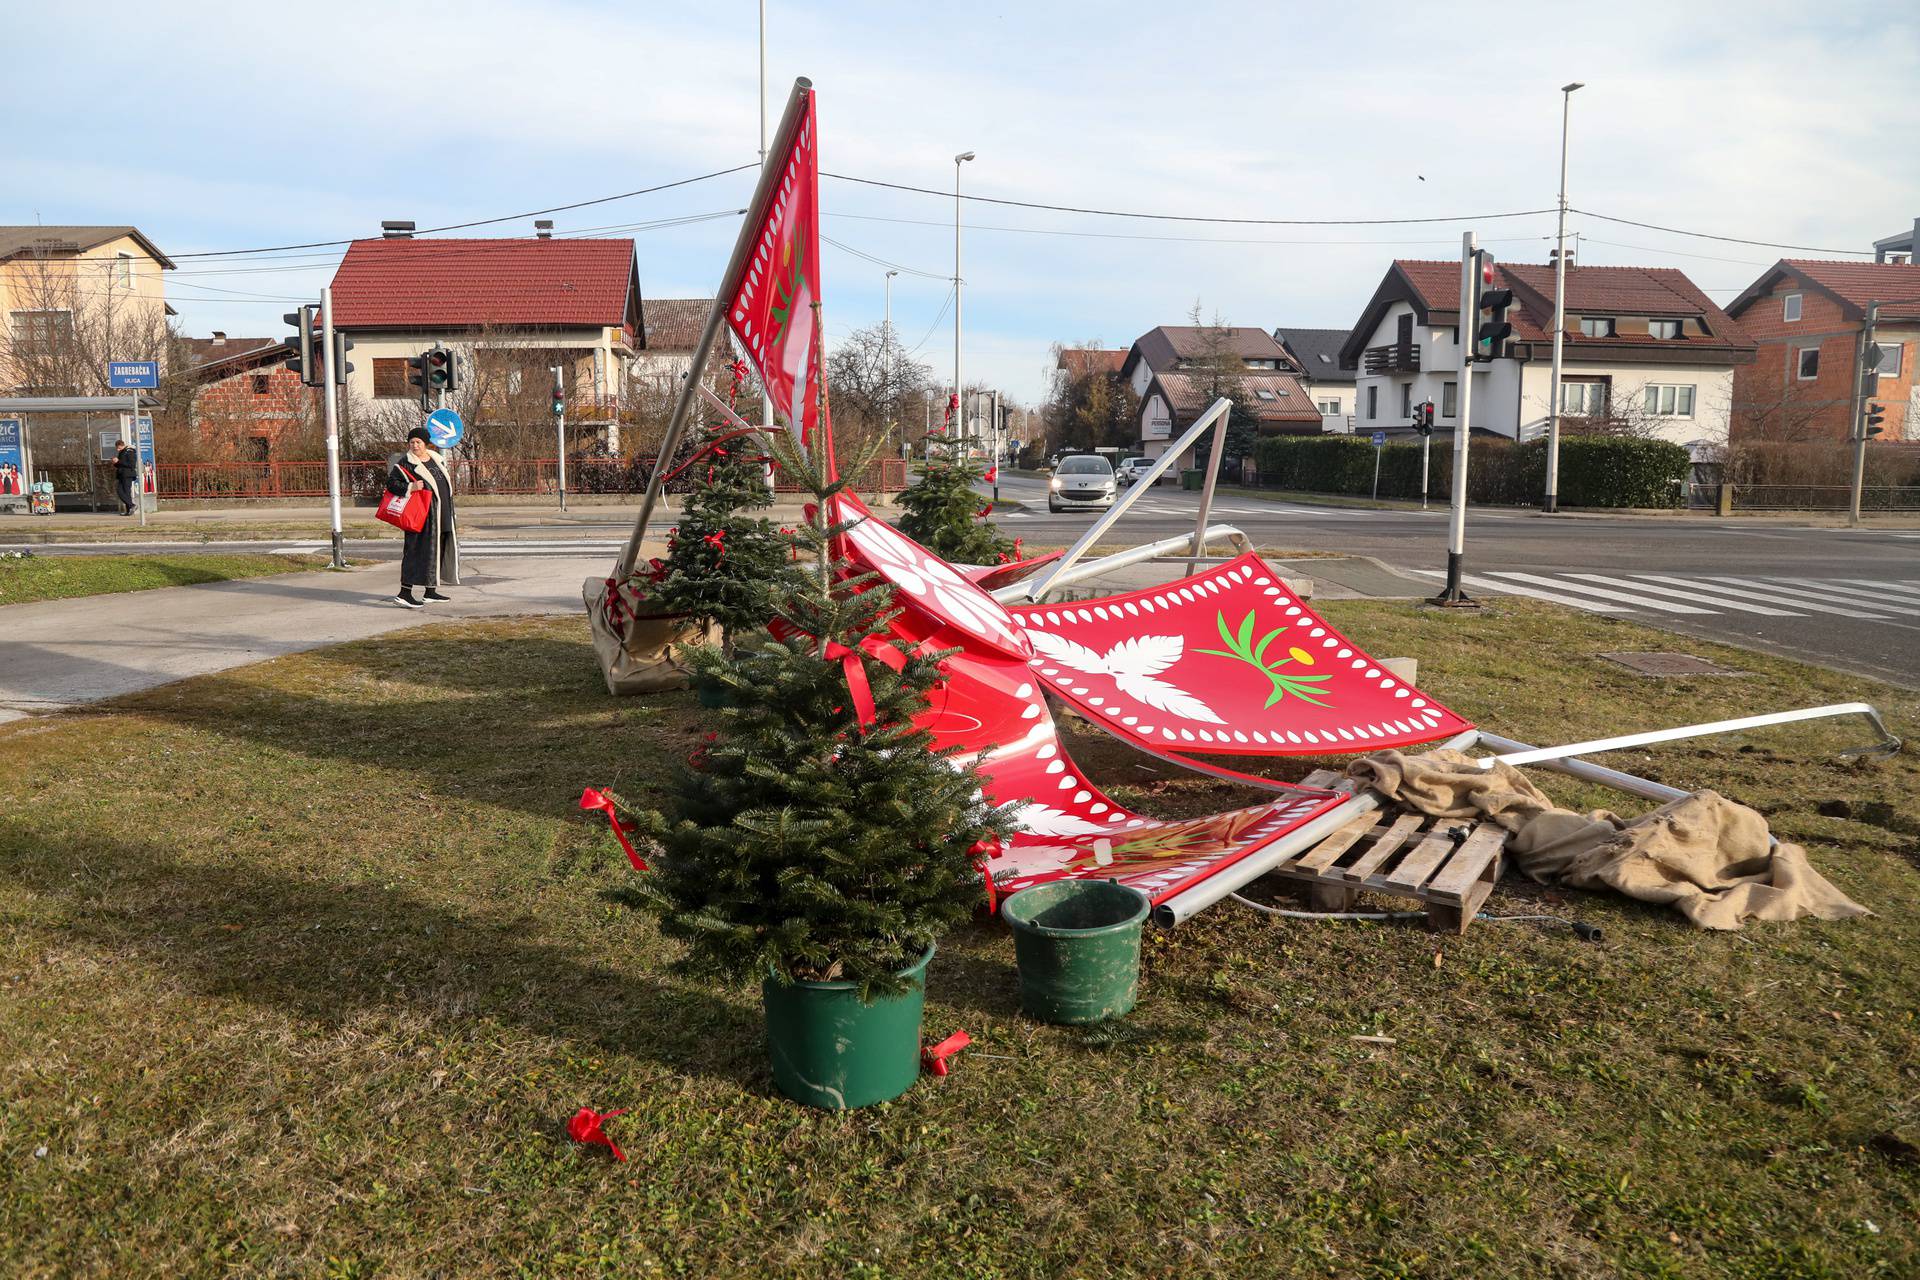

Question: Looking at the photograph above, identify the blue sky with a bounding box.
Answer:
[8,0,1918,403]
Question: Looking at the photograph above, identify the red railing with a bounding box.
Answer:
[151,456,906,500]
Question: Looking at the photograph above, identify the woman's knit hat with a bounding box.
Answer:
[407,426,434,444]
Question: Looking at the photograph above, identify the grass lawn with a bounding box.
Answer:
[0,552,340,605]
[1,603,1916,1278]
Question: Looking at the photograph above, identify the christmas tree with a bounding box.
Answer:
[641,422,796,647]
[895,447,1014,565]
[622,426,1013,1000]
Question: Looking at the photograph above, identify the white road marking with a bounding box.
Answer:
[1408,568,1630,612]
[1482,571,1718,614]
[1570,573,1804,616]
[1698,577,1905,620]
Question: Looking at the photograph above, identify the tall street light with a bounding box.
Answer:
[953,150,975,453]
[1544,81,1583,515]
[883,268,898,445]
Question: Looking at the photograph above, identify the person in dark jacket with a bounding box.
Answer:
[113,440,140,516]
[385,427,460,609]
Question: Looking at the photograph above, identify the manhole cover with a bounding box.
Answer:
[1599,651,1746,677]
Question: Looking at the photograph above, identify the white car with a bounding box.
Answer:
[1048,454,1116,513]
[1116,457,1154,487]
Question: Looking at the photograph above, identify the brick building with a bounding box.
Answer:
[1725,260,1920,443]
[183,332,317,458]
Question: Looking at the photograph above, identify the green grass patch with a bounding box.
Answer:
[1,605,1917,1277]
[0,552,339,605]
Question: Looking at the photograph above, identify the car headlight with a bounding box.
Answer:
[1050,477,1062,490]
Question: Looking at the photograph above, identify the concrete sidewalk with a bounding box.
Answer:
[0,549,636,723]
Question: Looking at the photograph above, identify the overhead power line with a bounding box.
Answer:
[820,233,948,281]
[1567,208,1874,257]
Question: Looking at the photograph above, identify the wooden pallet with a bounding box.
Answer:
[1261,771,1508,933]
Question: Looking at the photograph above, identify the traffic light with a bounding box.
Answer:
[551,369,566,418]
[1865,402,1888,437]
[282,306,319,387]
[423,347,454,395]
[1474,254,1513,364]
[331,333,354,387]
[1415,401,1435,436]
[406,354,427,399]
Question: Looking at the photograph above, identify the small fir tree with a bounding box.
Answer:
[896,450,1014,564]
[621,427,1013,999]
[641,425,795,646]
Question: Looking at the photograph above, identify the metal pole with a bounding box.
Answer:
[1188,400,1229,574]
[883,269,897,446]
[1849,301,1877,527]
[758,0,772,443]
[1371,436,1382,501]
[991,389,1001,503]
[131,389,146,527]
[1431,231,1477,605]
[319,287,346,569]
[1421,432,1430,511]
[1545,83,1581,514]
[953,152,973,458]
[553,364,568,511]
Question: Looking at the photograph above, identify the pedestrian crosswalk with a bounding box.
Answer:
[1410,569,1920,622]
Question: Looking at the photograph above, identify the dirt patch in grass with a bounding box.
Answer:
[0,603,1917,1277]
[0,552,345,605]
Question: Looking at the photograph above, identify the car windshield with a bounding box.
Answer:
[1057,456,1111,476]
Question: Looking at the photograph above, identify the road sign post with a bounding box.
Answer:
[319,288,347,570]
[109,361,159,528]
[1370,430,1385,501]
[1429,233,1479,606]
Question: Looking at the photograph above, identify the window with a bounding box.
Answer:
[1580,317,1617,338]
[1317,397,1342,415]
[1783,293,1802,322]
[1561,380,1609,416]
[1442,380,1458,419]
[1649,319,1682,340]
[1366,385,1378,419]
[1797,347,1820,380]
[1244,358,1277,370]
[1642,384,1696,417]
[9,309,73,353]
[1400,383,1412,418]
[250,374,270,395]
[373,357,411,398]
[1875,342,1904,378]
[1254,388,1276,401]
[116,253,134,287]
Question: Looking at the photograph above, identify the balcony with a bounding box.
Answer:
[1363,344,1420,375]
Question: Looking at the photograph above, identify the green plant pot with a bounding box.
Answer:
[761,945,933,1110]
[1001,880,1149,1025]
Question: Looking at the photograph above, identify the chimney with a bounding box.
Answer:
[1550,247,1576,268]
[210,331,227,345]
[534,220,554,239]
[381,220,416,239]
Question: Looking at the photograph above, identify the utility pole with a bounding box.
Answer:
[953,150,974,457]
[1850,301,1881,527]
[991,389,1001,502]
[1544,82,1583,514]
[552,364,568,511]
[758,0,772,446]
[319,286,346,569]
[1430,231,1480,606]
[883,268,897,445]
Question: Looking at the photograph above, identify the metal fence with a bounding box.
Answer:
[148,456,905,501]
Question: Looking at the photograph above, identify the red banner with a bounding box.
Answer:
[725,88,831,474]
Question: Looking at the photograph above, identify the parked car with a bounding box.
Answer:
[1048,453,1116,513]
[1116,456,1155,487]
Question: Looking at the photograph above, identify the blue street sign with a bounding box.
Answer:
[108,361,160,389]
[423,407,465,449]
[1370,431,1386,447]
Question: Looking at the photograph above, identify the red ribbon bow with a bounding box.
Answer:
[922,1031,973,1077]
[976,503,993,519]
[703,530,726,550]
[822,642,877,728]
[970,836,1004,913]
[566,1106,628,1161]
[579,788,647,871]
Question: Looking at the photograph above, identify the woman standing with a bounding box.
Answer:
[386,426,460,609]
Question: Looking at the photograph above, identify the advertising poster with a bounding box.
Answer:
[0,418,24,498]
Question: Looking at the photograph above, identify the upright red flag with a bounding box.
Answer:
[724,87,833,475]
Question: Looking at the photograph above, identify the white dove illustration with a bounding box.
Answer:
[1024,631,1226,725]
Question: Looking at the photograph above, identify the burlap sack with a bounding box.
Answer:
[583,576,719,696]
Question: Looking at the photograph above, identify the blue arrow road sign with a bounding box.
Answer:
[108,361,160,389]
[423,407,465,449]
[1370,431,1386,447]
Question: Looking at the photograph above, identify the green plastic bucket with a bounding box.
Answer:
[1001,880,1150,1024]
[761,945,933,1110]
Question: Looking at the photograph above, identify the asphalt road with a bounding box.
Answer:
[16,480,1920,688]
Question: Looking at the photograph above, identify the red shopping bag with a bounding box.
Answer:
[377,465,432,533]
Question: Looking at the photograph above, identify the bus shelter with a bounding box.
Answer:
[0,395,157,514]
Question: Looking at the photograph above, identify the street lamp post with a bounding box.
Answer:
[1544,81,1583,515]
[953,150,974,455]
[883,268,898,446]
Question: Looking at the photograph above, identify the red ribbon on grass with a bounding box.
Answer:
[922,1031,972,1077]
[567,1106,628,1161]
[579,788,647,871]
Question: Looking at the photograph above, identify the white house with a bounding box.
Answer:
[1273,326,1357,433]
[1336,259,1758,457]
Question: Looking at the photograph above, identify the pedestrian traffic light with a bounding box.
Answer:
[282,306,319,387]
[551,371,566,418]
[1474,255,1513,363]
[331,333,354,387]
[423,347,454,394]
[1865,401,1888,437]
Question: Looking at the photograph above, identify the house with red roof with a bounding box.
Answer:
[1118,326,1321,469]
[1337,260,1756,457]
[1725,259,1920,443]
[326,232,646,448]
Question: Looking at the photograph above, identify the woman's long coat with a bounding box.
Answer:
[386,453,461,588]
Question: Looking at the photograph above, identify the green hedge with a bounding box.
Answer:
[1249,435,1689,509]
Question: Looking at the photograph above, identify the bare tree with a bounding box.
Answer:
[826,321,931,442]
[0,252,170,396]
